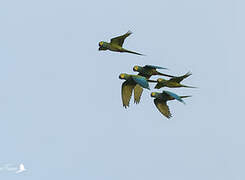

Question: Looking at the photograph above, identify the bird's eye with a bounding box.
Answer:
[99,42,103,46]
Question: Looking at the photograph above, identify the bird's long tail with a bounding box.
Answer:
[147,79,157,83]
[180,95,192,99]
[169,95,191,101]
[156,71,174,78]
[173,71,192,83]
[182,71,192,79]
[123,49,145,56]
[181,84,197,88]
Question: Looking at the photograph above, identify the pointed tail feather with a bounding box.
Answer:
[147,79,157,83]
[168,95,191,102]
[176,95,191,103]
[183,71,192,78]
[127,30,133,35]
[124,49,145,56]
[180,95,192,99]
[181,85,197,88]
[157,72,174,78]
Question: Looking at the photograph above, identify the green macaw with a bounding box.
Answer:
[154,72,197,89]
[133,65,174,104]
[98,31,144,56]
[119,73,150,108]
[151,90,191,119]
[133,65,174,79]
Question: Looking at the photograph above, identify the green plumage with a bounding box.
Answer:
[134,84,143,104]
[132,65,174,104]
[98,31,144,56]
[151,91,191,119]
[119,73,150,108]
[154,72,197,89]
[133,65,173,79]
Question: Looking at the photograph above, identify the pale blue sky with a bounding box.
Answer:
[1,0,245,179]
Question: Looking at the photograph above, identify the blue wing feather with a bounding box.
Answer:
[144,65,168,70]
[132,75,150,90]
[163,90,185,104]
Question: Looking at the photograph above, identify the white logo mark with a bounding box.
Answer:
[16,163,26,174]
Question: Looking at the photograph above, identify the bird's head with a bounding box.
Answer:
[151,92,161,98]
[133,65,142,72]
[98,41,107,50]
[157,78,162,83]
[157,78,165,83]
[151,92,158,97]
[99,41,104,47]
[119,73,128,80]
[151,92,156,97]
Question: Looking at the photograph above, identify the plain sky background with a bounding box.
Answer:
[1,0,245,179]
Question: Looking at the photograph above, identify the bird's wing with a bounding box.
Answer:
[163,90,185,104]
[154,99,172,119]
[134,84,143,104]
[132,75,150,89]
[169,72,192,83]
[144,65,168,70]
[154,82,163,89]
[121,80,135,108]
[110,31,132,47]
